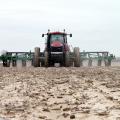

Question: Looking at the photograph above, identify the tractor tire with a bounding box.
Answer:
[45,51,49,67]
[34,47,40,67]
[74,47,80,67]
[65,52,70,67]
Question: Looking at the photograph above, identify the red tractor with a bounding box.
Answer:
[34,30,80,67]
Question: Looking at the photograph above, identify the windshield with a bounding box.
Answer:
[50,34,64,43]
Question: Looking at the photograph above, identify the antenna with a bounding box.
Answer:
[48,29,50,33]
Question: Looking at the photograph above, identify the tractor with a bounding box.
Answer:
[34,30,80,67]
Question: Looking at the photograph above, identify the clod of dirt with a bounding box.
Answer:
[62,113,70,118]
[70,114,75,119]
[82,108,90,113]
[57,96,63,98]
[63,107,71,111]
[38,115,47,119]
[42,107,50,112]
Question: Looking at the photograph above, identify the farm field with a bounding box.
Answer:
[0,66,120,120]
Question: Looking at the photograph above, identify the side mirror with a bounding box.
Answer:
[70,34,72,37]
[42,34,44,37]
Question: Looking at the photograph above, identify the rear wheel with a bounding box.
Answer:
[45,51,49,67]
[74,47,80,67]
[34,47,40,67]
[64,52,70,67]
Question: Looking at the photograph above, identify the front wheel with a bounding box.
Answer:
[64,52,70,67]
[74,47,80,67]
[34,47,40,67]
[45,52,49,67]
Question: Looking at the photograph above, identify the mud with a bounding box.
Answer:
[0,67,120,120]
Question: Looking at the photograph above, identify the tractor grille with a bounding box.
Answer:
[51,46,63,52]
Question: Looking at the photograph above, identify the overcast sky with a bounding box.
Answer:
[0,0,120,56]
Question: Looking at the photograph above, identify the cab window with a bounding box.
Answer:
[50,34,64,43]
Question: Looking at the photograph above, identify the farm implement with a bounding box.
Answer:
[0,30,114,67]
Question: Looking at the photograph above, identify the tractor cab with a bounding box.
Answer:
[49,32,67,53]
[42,31,72,53]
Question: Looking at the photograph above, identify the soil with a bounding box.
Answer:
[0,66,120,120]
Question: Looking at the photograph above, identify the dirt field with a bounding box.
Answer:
[0,66,120,120]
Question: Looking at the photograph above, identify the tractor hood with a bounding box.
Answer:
[51,41,63,47]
